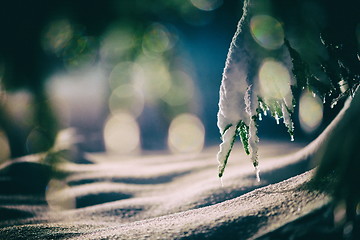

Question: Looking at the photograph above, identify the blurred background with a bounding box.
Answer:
[0,0,347,162]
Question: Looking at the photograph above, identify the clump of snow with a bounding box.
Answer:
[217,124,237,177]
[217,0,295,178]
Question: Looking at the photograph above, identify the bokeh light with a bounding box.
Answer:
[250,15,284,50]
[108,61,140,89]
[299,90,323,133]
[46,179,76,210]
[108,84,144,118]
[43,19,97,69]
[108,62,132,88]
[103,112,140,154]
[42,19,74,55]
[162,70,195,106]
[142,23,176,56]
[258,59,291,100]
[100,24,137,62]
[190,0,223,12]
[0,132,10,163]
[62,35,97,69]
[135,56,171,102]
[168,113,205,154]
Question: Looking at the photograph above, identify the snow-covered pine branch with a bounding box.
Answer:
[217,0,295,179]
[217,0,359,182]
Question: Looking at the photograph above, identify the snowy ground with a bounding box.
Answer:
[0,141,331,239]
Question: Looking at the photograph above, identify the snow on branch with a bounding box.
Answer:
[217,0,295,180]
[217,0,359,180]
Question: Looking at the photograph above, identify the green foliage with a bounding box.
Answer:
[238,121,250,155]
[285,38,360,105]
[218,125,237,178]
[218,120,251,178]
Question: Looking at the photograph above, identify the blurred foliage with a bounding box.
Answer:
[0,0,230,157]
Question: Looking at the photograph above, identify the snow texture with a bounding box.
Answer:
[0,141,331,239]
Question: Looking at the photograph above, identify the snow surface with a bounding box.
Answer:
[0,141,331,239]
